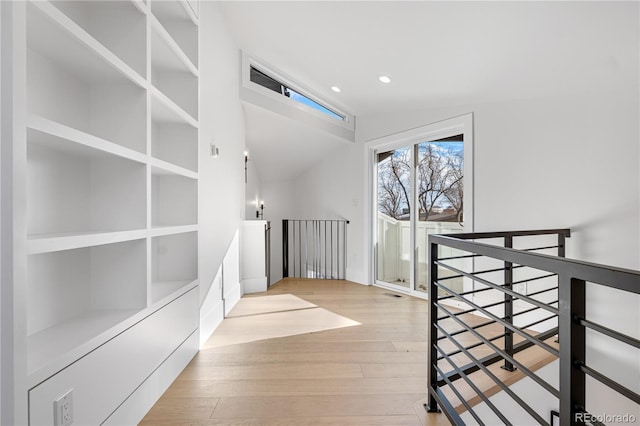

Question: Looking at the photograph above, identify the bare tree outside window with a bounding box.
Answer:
[378,142,463,221]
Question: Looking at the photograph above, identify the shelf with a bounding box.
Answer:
[28,1,145,88]
[27,239,147,373]
[150,85,198,128]
[151,158,198,179]
[27,133,146,236]
[152,233,197,304]
[27,229,148,255]
[150,16,198,120]
[27,115,147,165]
[28,308,142,376]
[151,279,198,305]
[150,1,198,67]
[151,224,198,237]
[152,170,198,227]
[150,16,198,77]
[27,2,147,154]
[49,0,147,77]
[151,119,198,172]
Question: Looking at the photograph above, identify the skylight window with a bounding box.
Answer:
[249,66,345,121]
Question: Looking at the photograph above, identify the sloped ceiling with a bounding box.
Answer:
[220,1,638,182]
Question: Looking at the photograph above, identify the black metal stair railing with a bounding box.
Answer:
[426,229,640,426]
[282,219,349,280]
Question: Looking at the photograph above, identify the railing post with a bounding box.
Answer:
[426,241,440,412]
[282,219,289,278]
[558,231,566,258]
[502,235,516,371]
[559,276,586,426]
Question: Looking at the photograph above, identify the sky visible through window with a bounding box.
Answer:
[288,89,345,121]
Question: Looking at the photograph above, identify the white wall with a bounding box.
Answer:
[261,179,296,283]
[290,23,639,422]
[291,142,368,284]
[245,149,262,221]
[198,2,246,313]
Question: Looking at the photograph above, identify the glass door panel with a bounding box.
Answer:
[376,146,412,290]
[415,136,465,294]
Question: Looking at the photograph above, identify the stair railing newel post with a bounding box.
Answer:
[427,241,440,413]
[559,275,586,426]
[503,235,516,372]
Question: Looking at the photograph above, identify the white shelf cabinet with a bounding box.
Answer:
[49,0,147,78]
[151,232,198,304]
[4,0,200,423]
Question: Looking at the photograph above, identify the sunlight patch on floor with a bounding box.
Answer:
[203,294,361,348]
[225,293,317,317]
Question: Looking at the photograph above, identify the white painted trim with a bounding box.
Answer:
[368,113,474,297]
[224,285,241,316]
[102,331,198,426]
[240,51,355,142]
[199,265,223,347]
[242,277,267,294]
[199,299,223,347]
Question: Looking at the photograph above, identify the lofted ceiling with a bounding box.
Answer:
[219,1,638,183]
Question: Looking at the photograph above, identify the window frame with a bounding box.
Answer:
[367,113,474,300]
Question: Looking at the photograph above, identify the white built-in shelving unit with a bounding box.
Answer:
[7,0,200,423]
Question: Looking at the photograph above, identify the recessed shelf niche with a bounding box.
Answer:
[27,239,147,373]
[27,129,146,237]
[151,232,197,303]
[27,2,147,153]
[49,0,147,77]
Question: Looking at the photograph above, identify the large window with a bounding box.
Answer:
[371,115,473,298]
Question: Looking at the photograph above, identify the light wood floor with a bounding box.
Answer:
[141,279,451,425]
[141,278,556,425]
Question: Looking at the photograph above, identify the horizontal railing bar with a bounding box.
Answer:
[521,245,560,252]
[526,287,558,298]
[285,219,349,223]
[437,261,525,278]
[512,273,557,285]
[440,326,558,387]
[434,322,552,425]
[435,263,560,315]
[435,281,560,357]
[435,346,503,426]
[437,298,507,320]
[437,318,500,340]
[439,284,496,300]
[437,274,464,282]
[437,302,560,398]
[579,362,640,405]
[519,314,558,331]
[579,318,640,350]
[512,305,544,318]
[437,333,507,360]
[428,387,466,426]
[438,253,482,261]
[437,229,571,240]
[430,235,640,294]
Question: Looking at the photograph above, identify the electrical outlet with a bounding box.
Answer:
[54,389,73,426]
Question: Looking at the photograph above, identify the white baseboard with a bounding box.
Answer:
[224,284,241,316]
[242,276,267,294]
[102,331,199,425]
[199,299,224,346]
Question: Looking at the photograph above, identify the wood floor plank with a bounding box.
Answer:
[163,377,428,398]
[142,278,554,425]
[211,394,426,418]
[177,362,365,380]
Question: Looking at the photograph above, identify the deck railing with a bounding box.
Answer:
[282,219,348,280]
[427,229,640,425]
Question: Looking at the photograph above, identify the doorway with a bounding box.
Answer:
[371,114,473,298]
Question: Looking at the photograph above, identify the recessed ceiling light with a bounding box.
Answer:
[331,86,341,93]
[379,75,391,84]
